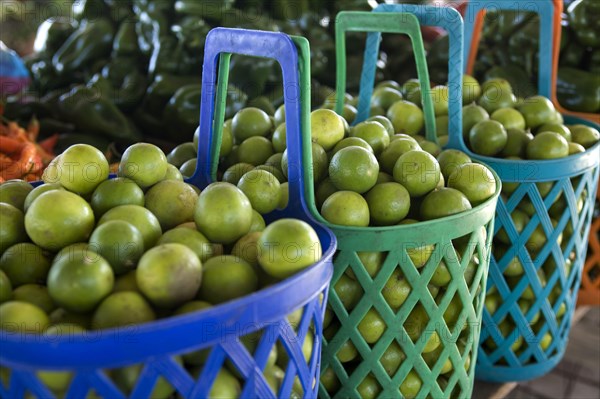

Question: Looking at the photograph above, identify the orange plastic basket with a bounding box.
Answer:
[465,0,600,125]
[578,184,600,305]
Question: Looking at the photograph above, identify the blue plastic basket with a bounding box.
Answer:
[0,28,336,399]
[458,0,600,382]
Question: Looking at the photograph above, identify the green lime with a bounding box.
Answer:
[232,107,273,142]
[237,169,281,214]
[500,128,534,158]
[387,100,424,135]
[166,142,197,168]
[0,271,11,304]
[179,158,197,178]
[23,183,64,213]
[99,204,162,249]
[198,255,257,303]
[222,163,255,185]
[321,191,370,227]
[463,74,482,104]
[118,143,168,189]
[315,178,337,210]
[90,177,145,218]
[392,150,441,197]
[436,149,472,180]
[365,182,410,226]
[357,308,385,344]
[420,188,472,220]
[478,88,516,114]
[57,144,109,194]
[367,115,395,137]
[537,123,572,141]
[491,108,526,131]
[145,180,198,230]
[194,182,252,244]
[371,87,403,110]
[526,131,569,159]
[462,103,489,138]
[430,85,450,116]
[570,124,600,148]
[518,96,556,129]
[89,220,144,275]
[158,227,214,262]
[329,146,379,194]
[357,374,381,399]
[331,137,373,157]
[0,301,49,333]
[137,243,202,308]
[271,123,287,153]
[469,120,508,156]
[350,121,390,155]
[310,109,345,151]
[447,163,496,206]
[92,291,155,329]
[0,180,33,211]
[12,283,55,313]
[238,136,274,166]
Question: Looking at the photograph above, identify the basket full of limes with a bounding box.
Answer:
[578,184,600,305]
[0,29,335,399]
[312,8,500,399]
[457,0,600,382]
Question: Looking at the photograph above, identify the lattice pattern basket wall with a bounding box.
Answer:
[578,185,600,306]
[0,29,336,399]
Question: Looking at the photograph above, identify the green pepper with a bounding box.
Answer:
[113,20,141,57]
[560,39,587,68]
[568,0,600,48]
[33,17,77,54]
[52,19,115,73]
[172,16,210,53]
[103,0,134,24]
[483,65,537,99]
[590,50,600,74]
[103,60,149,112]
[58,85,141,142]
[148,35,186,76]
[136,10,169,56]
[229,56,276,99]
[72,0,110,22]
[163,84,203,143]
[556,67,600,113]
[143,74,200,116]
[174,0,234,21]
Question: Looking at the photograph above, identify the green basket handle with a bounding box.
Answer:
[334,11,437,141]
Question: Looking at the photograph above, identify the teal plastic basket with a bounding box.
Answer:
[460,0,600,382]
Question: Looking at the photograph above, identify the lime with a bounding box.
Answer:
[47,248,114,313]
[570,124,600,148]
[137,243,202,308]
[198,255,257,303]
[400,370,422,399]
[222,162,255,185]
[92,291,155,329]
[271,123,287,153]
[231,231,262,268]
[478,88,516,114]
[350,121,390,155]
[430,85,450,116]
[232,107,273,142]
[0,301,49,333]
[315,178,337,209]
[0,271,11,304]
[158,227,214,262]
[249,210,266,233]
[113,270,140,293]
[37,324,85,391]
[164,164,184,181]
[334,274,362,311]
[463,74,482,104]
[274,104,285,126]
[278,182,289,210]
[110,358,182,398]
[420,188,472,220]
[194,182,252,244]
[220,119,234,157]
[537,123,572,141]
[89,220,144,275]
[90,177,144,218]
[462,103,489,138]
[447,163,496,206]
[357,308,385,343]
[12,283,55,314]
[118,143,167,189]
[331,137,373,157]
[321,191,369,227]
[56,144,109,194]
[419,140,442,157]
[371,87,403,110]
[526,132,569,159]
[179,158,197,178]
[237,169,281,214]
[518,96,556,129]
[367,115,395,137]
[481,78,513,95]
[377,172,394,184]
[436,115,449,137]
[378,138,422,175]
[491,108,526,131]
[568,142,586,155]
[25,190,94,251]
[48,308,91,328]
[341,104,357,124]
[377,80,402,91]
[392,150,441,197]
[238,136,274,166]
[99,204,162,249]
[500,128,534,158]
[387,100,424,135]
[310,142,329,184]
[357,374,381,399]
[365,182,410,226]
[329,146,379,194]
[310,109,346,151]
[145,180,198,230]
[401,78,420,96]
[469,120,508,156]
[257,219,322,279]
[23,183,64,213]
[436,149,472,180]
[405,304,440,353]
[382,268,411,309]
[496,209,529,245]
[0,180,33,211]
[166,142,197,168]
[0,203,27,254]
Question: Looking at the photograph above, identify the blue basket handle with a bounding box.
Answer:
[187,27,311,220]
[336,11,436,140]
[463,0,555,98]
[369,4,465,147]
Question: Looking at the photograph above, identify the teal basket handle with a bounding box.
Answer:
[368,4,465,147]
[463,0,555,97]
[187,28,313,221]
[334,11,436,140]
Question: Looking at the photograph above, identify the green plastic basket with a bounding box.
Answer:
[314,9,501,399]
